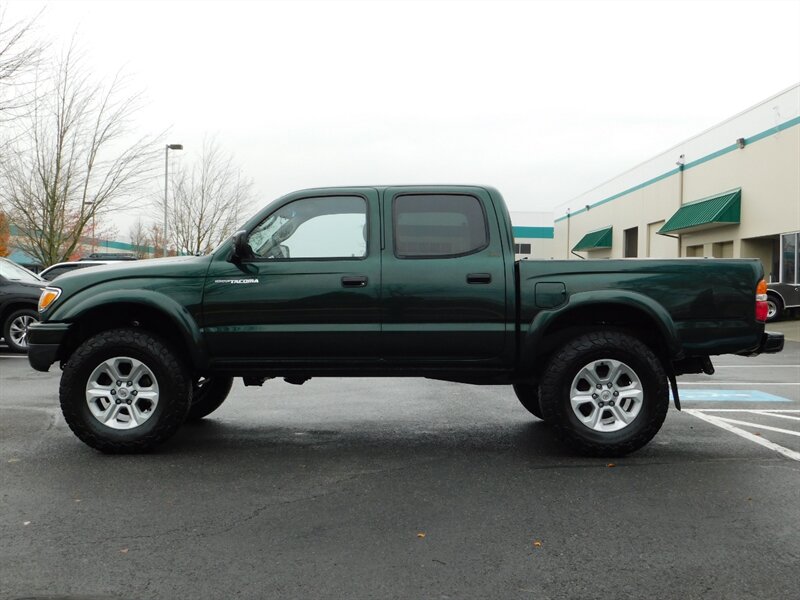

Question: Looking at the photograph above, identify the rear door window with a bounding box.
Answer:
[393,194,488,258]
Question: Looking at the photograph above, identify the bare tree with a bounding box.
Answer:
[0,6,43,123]
[145,222,173,258]
[167,137,252,256]
[128,217,152,258]
[0,42,160,266]
[0,210,9,257]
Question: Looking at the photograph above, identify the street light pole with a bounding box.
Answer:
[164,143,183,256]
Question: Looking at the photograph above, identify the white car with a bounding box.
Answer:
[39,260,115,281]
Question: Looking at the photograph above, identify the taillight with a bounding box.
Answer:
[755,279,768,322]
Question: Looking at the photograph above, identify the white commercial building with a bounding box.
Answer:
[510,210,554,260]
[551,84,800,285]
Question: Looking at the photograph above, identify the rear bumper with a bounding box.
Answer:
[27,322,71,372]
[758,331,784,354]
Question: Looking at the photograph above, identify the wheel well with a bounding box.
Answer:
[1,302,38,327]
[767,291,783,306]
[60,303,197,370]
[528,303,671,376]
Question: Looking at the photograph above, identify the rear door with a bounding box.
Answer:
[380,187,510,366]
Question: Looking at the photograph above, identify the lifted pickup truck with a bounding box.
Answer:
[28,186,784,455]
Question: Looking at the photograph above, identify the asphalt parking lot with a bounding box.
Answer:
[1,323,799,600]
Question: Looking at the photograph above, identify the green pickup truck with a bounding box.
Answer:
[28,186,783,455]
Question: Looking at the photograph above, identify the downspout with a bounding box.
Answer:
[672,156,685,251]
[657,155,684,245]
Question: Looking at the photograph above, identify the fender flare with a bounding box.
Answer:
[520,290,682,367]
[766,289,786,306]
[52,289,209,370]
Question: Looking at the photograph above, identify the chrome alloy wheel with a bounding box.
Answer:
[9,314,35,349]
[766,299,777,320]
[569,359,644,432]
[85,357,160,430]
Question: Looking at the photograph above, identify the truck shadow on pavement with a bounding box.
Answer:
[150,417,698,464]
[166,418,570,457]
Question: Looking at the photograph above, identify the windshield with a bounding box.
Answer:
[0,258,43,284]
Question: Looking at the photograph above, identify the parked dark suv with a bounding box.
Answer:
[0,257,45,352]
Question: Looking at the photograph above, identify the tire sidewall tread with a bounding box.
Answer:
[512,383,544,419]
[186,377,234,421]
[539,330,668,457]
[59,328,192,453]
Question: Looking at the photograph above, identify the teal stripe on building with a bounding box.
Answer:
[512,226,554,239]
[554,115,800,224]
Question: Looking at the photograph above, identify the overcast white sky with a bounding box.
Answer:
[5,0,800,232]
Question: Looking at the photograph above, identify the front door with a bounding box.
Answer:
[202,189,381,368]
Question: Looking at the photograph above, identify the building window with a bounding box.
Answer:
[514,243,531,255]
[712,241,733,258]
[781,232,798,284]
[686,244,704,257]
[624,227,638,258]
[393,194,488,258]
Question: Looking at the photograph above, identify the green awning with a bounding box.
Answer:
[572,226,613,252]
[659,188,741,235]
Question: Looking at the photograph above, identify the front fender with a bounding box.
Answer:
[49,288,208,371]
[520,290,682,366]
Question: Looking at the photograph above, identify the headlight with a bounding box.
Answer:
[38,287,62,312]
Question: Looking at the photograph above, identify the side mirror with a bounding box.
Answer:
[231,230,252,261]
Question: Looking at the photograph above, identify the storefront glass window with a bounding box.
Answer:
[781,233,798,284]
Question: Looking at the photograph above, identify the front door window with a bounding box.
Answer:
[247,196,367,260]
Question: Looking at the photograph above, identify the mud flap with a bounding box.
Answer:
[668,371,681,411]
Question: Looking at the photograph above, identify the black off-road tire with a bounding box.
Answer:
[512,383,544,419]
[3,307,38,353]
[59,328,192,454]
[186,377,234,421]
[539,330,669,457]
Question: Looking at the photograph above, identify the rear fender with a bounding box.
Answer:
[520,290,682,367]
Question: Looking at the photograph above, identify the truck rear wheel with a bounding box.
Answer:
[187,377,234,421]
[512,383,544,419]
[59,328,192,453]
[539,330,668,456]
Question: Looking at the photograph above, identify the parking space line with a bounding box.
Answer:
[677,382,800,386]
[749,410,800,422]
[711,416,800,437]
[713,365,800,368]
[685,409,800,462]
[686,409,800,412]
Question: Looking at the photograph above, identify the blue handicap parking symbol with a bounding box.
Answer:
[672,389,791,402]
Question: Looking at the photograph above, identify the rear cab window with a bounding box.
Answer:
[392,194,489,258]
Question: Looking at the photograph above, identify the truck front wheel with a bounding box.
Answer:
[539,331,668,456]
[187,377,234,421]
[59,328,192,453]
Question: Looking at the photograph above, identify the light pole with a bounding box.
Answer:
[164,143,183,256]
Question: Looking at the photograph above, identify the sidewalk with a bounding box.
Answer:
[769,316,800,343]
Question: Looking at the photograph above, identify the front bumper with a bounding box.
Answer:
[27,322,71,372]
